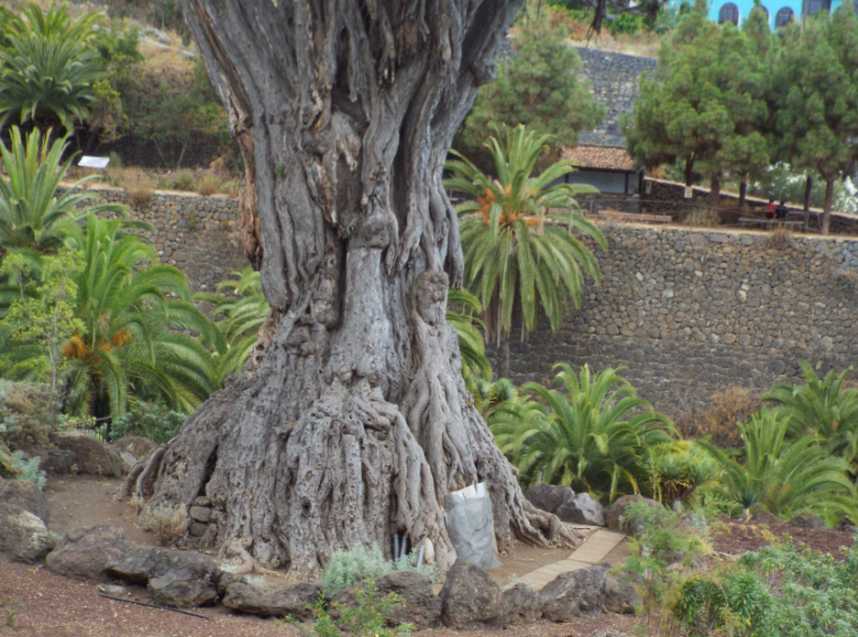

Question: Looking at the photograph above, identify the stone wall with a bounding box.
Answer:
[68,184,246,291]
[505,223,858,416]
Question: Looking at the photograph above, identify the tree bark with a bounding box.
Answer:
[710,174,721,210]
[822,177,834,234]
[738,177,747,209]
[129,0,576,578]
[803,175,813,212]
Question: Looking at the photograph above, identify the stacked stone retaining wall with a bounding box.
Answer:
[505,222,858,416]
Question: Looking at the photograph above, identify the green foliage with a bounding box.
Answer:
[457,15,603,159]
[700,410,858,524]
[491,363,674,500]
[446,288,492,383]
[674,569,773,637]
[0,127,121,254]
[0,4,106,130]
[0,380,57,447]
[61,215,218,420]
[7,450,46,490]
[607,13,645,35]
[764,362,858,469]
[446,124,605,347]
[624,9,770,191]
[110,400,185,443]
[321,545,434,597]
[736,541,858,637]
[196,268,266,385]
[646,439,719,505]
[310,580,413,637]
[771,6,858,227]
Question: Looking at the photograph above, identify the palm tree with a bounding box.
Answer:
[0,4,105,131]
[445,124,606,375]
[700,411,858,524]
[61,215,218,422]
[765,362,858,469]
[0,127,121,254]
[491,363,674,502]
[447,288,492,384]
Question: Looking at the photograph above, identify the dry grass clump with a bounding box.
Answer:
[767,226,793,250]
[138,504,189,546]
[683,208,721,228]
[106,167,156,207]
[676,386,761,448]
[196,173,221,196]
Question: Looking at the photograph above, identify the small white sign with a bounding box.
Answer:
[78,155,110,169]
[683,186,693,199]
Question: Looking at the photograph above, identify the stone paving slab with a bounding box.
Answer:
[503,529,627,591]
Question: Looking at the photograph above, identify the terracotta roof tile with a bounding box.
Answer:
[563,145,636,171]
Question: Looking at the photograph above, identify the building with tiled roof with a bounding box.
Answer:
[563,48,655,196]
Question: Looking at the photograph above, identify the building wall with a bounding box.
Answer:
[504,222,858,417]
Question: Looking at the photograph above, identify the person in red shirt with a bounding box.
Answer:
[766,199,776,219]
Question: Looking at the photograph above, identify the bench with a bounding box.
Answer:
[738,217,805,230]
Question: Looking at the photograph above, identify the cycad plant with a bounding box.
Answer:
[0,4,105,130]
[700,411,858,524]
[196,267,268,385]
[491,363,674,502]
[61,215,218,421]
[446,288,492,383]
[765,362,858,468]
[445,124,606,376]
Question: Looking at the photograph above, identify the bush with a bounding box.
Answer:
[309,580,413,637]
[607,12,645,35]
[677,386,761,448]
[646,439,718,505]
[196,173,221,196]
[321,545,434,596]
[673,569,772,637]
[0,381,56,448]
[109,400,186,444]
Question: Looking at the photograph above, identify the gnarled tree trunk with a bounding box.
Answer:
[129,0,576,579]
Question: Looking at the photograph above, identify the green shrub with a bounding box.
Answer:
[110,400,186,443]
[737,541,858,637]
[646,439,719,505]
[673,569,772,637]
[309,580,413,637]
[0,380,57,447]
[321,545,434,596]
[700,410,858,524]
[8,450,46,490]
[491,363,674,501]
[607,12,645,35]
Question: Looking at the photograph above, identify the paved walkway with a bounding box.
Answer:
[503,526,627,591]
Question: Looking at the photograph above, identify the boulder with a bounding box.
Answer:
[540,565,611,622]
[440,560,501,628]
[111,436,158,463]
[604,495,661,535]
[790,514,826,529]
[222,575,320,619]
[49,432,125,477]
[525,483,572,514]
[0,503,54,563]
[603,573,638,614]
[19,446,75,476]
[377,570,440,629]
[46,525,130,581]
[556,492,606,526]
[0,477,49,523]
[500,583,542,625]
[106,546,220,607]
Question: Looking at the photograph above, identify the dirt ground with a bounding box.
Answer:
[1,477,640,637]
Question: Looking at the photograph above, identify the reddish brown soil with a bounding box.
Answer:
[0,477,640,636]
[711,512,855,560]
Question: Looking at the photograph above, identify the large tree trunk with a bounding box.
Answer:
[129,0,575,579]
[709,174,721,210]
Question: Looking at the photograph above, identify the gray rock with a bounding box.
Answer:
[46,525,130,581]
[106,546,220,607]
[604,495,661,535]
[790,514,826,529]
[0,503,54,563]
[603,573,638,614]
[500,583,542,625]
[540,565,611,622]
[222,575,320,619]
[440,560,501,628]
[377,570,440,629]
[49,432,125,477]
[149,573,219,608]
[111,436,158,463]
[556,492,605,526]
[0,477,49,523]
[189,522,208,537]
[525,483,573,514]
[189,506,211,523]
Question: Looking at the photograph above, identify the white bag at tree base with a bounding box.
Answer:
[444,481,501,570]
